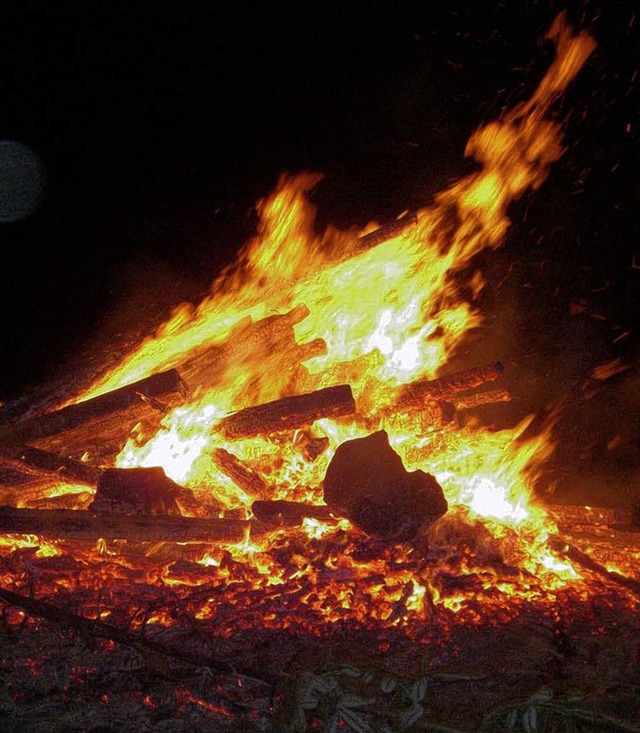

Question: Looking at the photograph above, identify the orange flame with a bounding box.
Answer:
[35,15,605,609]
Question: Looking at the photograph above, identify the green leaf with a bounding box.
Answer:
[337,664,364,679]
[399,702,425,727]
[338,694,375,710]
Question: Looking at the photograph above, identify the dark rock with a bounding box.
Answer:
[323,430,447,542]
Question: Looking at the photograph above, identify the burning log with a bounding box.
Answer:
[218,384,356,440]
[378,399,456,433]
[548,535,640,598]
[323,430,448,542]
[0,369,187,450]
[89,467,206,517]
[251,499,336,526]
[212,448,268,496]
[0,505,267,543]
[547,503,640,531]
[394,361,504,410]
[284,337,327,365]
[179,304,314,389]
[0,443,102,486]
[453,388,512,411]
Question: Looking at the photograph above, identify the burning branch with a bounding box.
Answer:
[547,535,640,599]
[351,211,418,254]
[0,586,275,686]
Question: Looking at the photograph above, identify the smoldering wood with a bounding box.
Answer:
[453,388,512,410]
[218,384,356,439]
[0,506,269,543]
[323,430,448,542]
[251,500,336,526]
[0,443,102,487]
[394,361,504,410]
[212,448,268,496]
[0,369,187,448]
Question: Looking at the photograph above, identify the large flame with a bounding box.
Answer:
[14,14,619,620]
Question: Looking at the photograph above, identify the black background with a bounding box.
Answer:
[1,1,639,502]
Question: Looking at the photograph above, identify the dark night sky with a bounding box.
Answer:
[1,1,639,500]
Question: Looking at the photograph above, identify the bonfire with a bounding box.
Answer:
[0,13,638,733]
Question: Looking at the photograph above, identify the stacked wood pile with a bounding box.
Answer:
[0,214,634,566]
[0,346,507,545]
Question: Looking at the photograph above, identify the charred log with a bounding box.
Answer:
[323,430,448,542]
[212,448,268,496]
[0,370,187,448]
[0,443,102,486]
[377,399,456,433]
[218,384,356,440]
[0,505,267,543]
[251,500,336,526]
[89,467,205,517]
[395,361,504,410]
